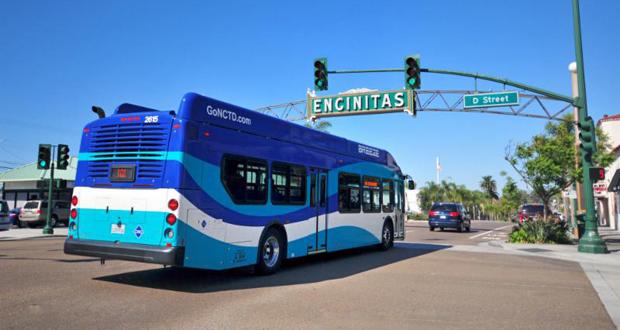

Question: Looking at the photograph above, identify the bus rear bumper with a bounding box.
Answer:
[64,239,184,266]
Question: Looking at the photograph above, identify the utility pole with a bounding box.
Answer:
[569,61,584,232]
[42,146,55,235]
[572,0,607,253]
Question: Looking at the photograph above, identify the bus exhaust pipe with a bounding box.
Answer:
[92,106,106,119]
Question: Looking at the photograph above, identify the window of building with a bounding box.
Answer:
[362,176,381,213]
[338,173,361,213]
[271,162,307,205]
[222,155,268,204]
[382,179,394,213]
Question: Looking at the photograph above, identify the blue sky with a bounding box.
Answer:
[1,0,619,191]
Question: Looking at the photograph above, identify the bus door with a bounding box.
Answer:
[308,168,328,253]
[394,181,406,240]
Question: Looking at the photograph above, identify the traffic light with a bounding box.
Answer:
[578,116,596,160]
[314,58,328,91]
[589,167,605,182]
[37,144,51,170]
[57,144,70,170]
[404,55,421,89]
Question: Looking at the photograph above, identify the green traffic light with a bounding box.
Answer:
[40,161,46,167]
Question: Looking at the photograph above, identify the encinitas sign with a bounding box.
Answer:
[307,89,415,120]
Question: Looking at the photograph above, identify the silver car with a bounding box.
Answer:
[19,200,70,228]
[0,200,10,231]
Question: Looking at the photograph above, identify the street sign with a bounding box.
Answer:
[463,91,519,109]
[307,89,415,120]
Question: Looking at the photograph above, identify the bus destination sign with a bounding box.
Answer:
[307,89,415,120]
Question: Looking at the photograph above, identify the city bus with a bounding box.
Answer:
[64,92,409,274]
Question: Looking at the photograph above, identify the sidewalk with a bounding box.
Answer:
[0,227,68,240]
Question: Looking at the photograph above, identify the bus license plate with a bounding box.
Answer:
[111,224,125,234]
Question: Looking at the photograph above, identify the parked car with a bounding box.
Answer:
[0,200,10,231]
[428,202,471,232]
[19,200,70,228]
[8,207,22,227]
[517,204,545,223]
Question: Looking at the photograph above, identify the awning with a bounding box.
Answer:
[608,169,620,192]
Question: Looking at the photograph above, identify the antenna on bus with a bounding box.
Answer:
[92,106,106,119]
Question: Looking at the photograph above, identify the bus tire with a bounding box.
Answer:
[255,227,285,275]
[378,220,394,251]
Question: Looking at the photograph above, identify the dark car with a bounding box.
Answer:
[518,204,545,223]
[428,202,471,232]
[9,207,22,227]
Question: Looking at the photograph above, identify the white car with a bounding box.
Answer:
[0,200,10,231]
[19,200,70,228]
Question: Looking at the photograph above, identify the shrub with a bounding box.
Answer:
[508,219,570,244]
[407,212,428,221]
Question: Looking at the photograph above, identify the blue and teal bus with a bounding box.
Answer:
[64,92,408,274]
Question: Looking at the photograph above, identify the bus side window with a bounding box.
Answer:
[382,179,394,213]
[338,173,360,213]
[221,155,268,204]
[362,176,381,213]
[271,162,307,205]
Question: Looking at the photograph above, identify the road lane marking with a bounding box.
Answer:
[468,224,513,239]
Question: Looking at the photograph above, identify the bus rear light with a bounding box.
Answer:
[69,235,73,240]
[83,128,90,133]
[166,213,177,225]
[69,221,77,231]
[168,199,179,211]
[71,209,77,219]
[166,243,172,247]
[71,196,78,206]
[164,228,174,239]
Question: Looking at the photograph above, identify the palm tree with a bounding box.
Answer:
[480,175,499,200]
[304,119,332,132]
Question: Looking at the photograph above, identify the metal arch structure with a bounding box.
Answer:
[254,90,574,123]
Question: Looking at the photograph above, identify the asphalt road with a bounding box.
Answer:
[406,220,515,246]
[0,222,614,329]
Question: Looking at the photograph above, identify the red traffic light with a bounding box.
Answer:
[589,167,605,181]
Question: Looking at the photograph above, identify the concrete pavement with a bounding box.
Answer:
[0,221,617,329]
[0,227,67,240]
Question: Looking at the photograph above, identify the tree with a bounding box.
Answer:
[504,114,614,218]
[304,119,332,132]
[480,175,499,200]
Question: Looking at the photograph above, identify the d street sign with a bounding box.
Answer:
[307,89,415,120]
[463,91,519,109]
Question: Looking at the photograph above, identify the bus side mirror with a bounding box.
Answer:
[406,179,416,190]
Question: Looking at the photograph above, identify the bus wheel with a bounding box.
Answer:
[379,221,394,251]
[256,228,285,275]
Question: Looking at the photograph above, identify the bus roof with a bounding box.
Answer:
[112,92,402,175]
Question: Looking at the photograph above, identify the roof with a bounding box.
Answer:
[598,114,620,125]
[0,157,78,182]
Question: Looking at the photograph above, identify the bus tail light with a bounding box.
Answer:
[164,228,174,238]
[71,209,77,219]
[166,213,177,225]
[168,199,179,211]
[72,196,78,206]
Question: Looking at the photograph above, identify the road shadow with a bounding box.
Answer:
[0,256,101,263]
[94,243,449,294]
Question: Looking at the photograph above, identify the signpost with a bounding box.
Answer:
[463,91,519,109]
[307,89,415,120]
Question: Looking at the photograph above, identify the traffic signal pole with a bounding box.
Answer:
[320,0,607,253]
[572,0,607,253]
[42,146,55,235]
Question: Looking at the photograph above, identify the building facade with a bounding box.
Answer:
[0,157,77,208]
